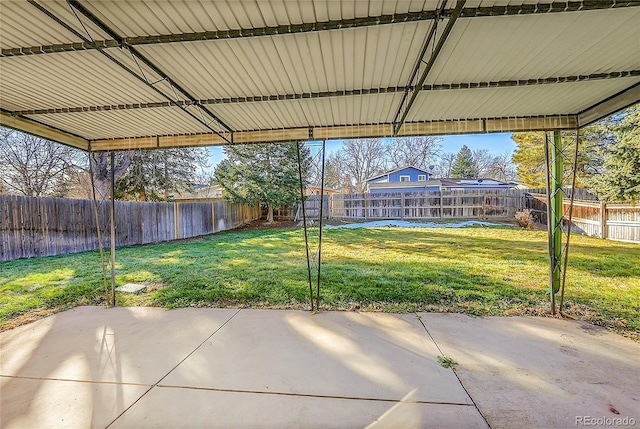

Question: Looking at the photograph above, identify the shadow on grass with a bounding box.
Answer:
[329,228,640,279]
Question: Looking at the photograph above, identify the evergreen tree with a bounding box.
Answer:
[214,143,310,222]
[589,108,640,201]
[451,145,478,178]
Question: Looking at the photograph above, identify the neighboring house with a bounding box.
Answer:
[365,166,517,193]
[365,166,438,193]
[173,184,224,201]
[438,178,517,191]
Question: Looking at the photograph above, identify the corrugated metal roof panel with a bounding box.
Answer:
[78,0,435,38]
[0,50,166,111]
[26,107,211,140]
[135,22,431,99]
[427,8,640,84]
[0,1,77,48]
[1,1,638,144]
[408,77,640,121]
[0,0,110,49]
[211,93,402,131]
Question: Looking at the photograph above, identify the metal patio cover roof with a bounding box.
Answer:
[0,0,639,152]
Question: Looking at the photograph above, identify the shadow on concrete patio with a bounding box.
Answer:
[1,307,638,428]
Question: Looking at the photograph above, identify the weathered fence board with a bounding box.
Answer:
[526,193,640,243]
[261,196,331,221]
[331,190,524,220]
[213,201,261,232]
[0,195,261,261]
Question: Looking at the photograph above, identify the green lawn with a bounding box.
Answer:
[1,226,639,340]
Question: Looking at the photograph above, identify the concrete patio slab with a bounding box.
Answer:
[109,385,488,429]
[0,306,238,384]
[0,376,149,429]
[419,313,640,429]
[161,309,471,404]
[1,307,638,428]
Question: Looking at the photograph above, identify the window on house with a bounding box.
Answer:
[418,175,426,181]
[399,175,410,182]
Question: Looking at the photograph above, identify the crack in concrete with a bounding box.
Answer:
[415,313,493,429]
[155,383,476,406]
[104,308,242,429]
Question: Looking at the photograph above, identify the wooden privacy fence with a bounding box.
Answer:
[331,190,525,220]
[526,193,640,244]
[0,195,261,261]
[261,195,331,221]
[270,190,525,221]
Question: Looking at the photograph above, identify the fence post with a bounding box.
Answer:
[600,202,607,239]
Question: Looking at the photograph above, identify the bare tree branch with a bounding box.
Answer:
[0,128,83,196]
[387,136,441,170]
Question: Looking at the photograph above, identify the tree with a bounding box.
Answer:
[114,148,208,201]
[451,145,478,178]
[485,151,517,182]
[511,132,546,187]
[434,152,457,177]
[214,143,310,222]
[387,136,441,170]
[471,149,495,177]
[330,138,387,192]
[588,107,640,201]
[321,152,353,192]
[89,152,132,200]
[512,131,599,188]
[0,128,83,196]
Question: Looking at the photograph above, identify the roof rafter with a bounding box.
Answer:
[15,70,639,116]
[0,109,89,150]
[578,82,640,126]
[66,0,233,139]
[24,0,233,144]
[2,1,638,58]
[393,0,467,135]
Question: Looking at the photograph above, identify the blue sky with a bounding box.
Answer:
[207,133,516,169]
[440,133,516,155]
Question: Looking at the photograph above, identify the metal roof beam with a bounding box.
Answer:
[0,109,89,150]
[86,115,578,151]
[3,1,638,58]
[578,82,640,126]
[24,0,232,144]
[15,70,639,116]
[393,0,467,135]
[66,0,233,138]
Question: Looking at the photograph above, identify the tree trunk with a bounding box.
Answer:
[90,152,131,200]
[267,204,274,223]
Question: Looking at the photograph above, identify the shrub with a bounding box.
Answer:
[515,209,534,229]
